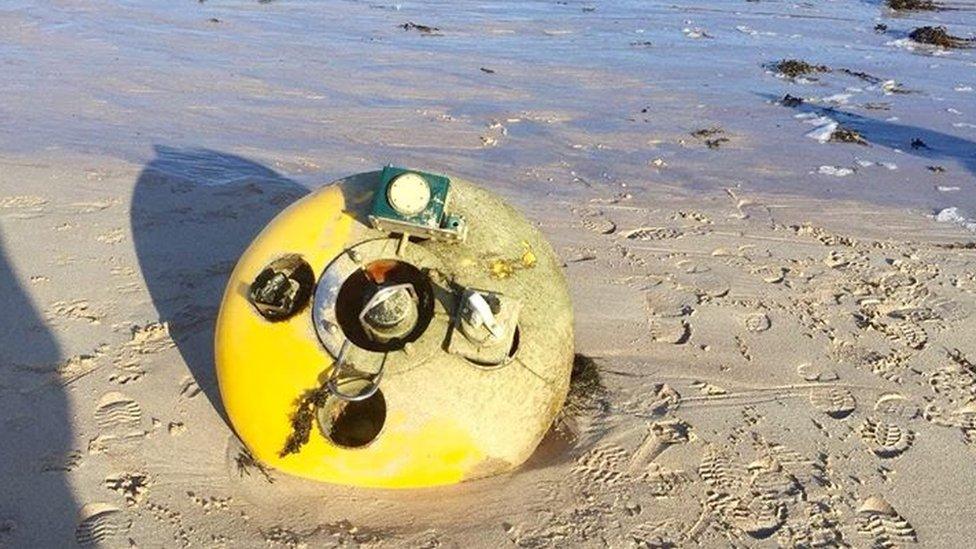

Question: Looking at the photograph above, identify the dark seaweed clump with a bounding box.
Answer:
[772,59,830,78]
[780,94,804,107]
[886,0,939,10]
[564,354,609,416]
[690,127,723,139]
[909,26,974,48]
[400,22,441,34]
[690,127,729,149]
[829,127,868,146]
[937,241,976,250]
[839,68,883,85]
[280,386,330,456]
[236,447,275,483]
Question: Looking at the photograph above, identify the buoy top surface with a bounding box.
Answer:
[214,170,573,488]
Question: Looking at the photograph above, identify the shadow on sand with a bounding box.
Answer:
[0,232,76,544]
[130,146,309,422]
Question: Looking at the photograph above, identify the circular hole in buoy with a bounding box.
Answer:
[508,325,520,359]
[334,259,434,352]
[317,384,386,449]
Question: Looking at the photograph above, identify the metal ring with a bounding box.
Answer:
[325,339,385,402]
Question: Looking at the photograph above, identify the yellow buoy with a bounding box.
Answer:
[214,168,573,488]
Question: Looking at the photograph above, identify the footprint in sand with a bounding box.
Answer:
[644,285,699,318]
[573,444,629,486]
[874,393,919,420]
[796,363,839,382]
[75,503,130,547]
[744,312,771,332]
[179,375,201,400]
[752,265,786,284]
[628,520,685,548]
[90,392,147,453]
[699,446,746,492]
[48,299,102,325]
[94,392,143,431]
[884,321,928,350]
[855,496,917,548]
[621,226,683,241]
[40,449,83,473]
[809,387,856,419]
[628,420,690,474]
[104,473,150,506]
[578,209,616,235]
[643,465,691,496]
[649,318,690,344]
[0,195,47,209]
[95,228,125,245]
[859,417,914,458]
[705,491,785,540]
[687,272,729,298]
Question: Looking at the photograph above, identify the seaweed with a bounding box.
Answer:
[771,59,830,79]
[909,26,974,48]
[829,127,868,145]
[236,447,275,483]
[280,386,330,457]
[400,22,441,34]
[564,354,610,416]
[780,94,804,107]
[936,241,976,249]
[690,127,723,139]
[691,127,729,149]
[839,68,883,85]
[886,0,940,10]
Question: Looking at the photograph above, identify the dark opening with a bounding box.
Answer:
[334,259,434,352]
[509,325,521,359]
[317,388,386,448]
[248,254,314,321]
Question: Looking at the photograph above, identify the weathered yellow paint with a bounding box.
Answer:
[215,172,574,488]
[214,183,487,488]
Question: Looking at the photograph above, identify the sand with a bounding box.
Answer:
[2,0,976,547]
[5,154,976,547]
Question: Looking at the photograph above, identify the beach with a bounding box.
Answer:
[2,0,976,546]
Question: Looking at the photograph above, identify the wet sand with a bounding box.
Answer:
[2,0,976,547]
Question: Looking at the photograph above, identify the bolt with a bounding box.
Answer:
[349,249,362,262]
[403,342,414,355]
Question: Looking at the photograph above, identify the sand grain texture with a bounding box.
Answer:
[2,0,976,546]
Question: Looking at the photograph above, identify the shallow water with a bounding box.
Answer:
[2,0,975,213]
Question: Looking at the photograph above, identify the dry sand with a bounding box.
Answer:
[2,0,976,547]
[4,153,976,547]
